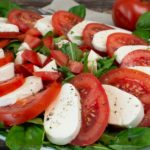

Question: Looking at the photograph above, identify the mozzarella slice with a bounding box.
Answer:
[34,15,53,36]
[67,20,93,46]
[15,51,24,64]
[103,84,144,128]
[34,59,57,72]
[92,29,131,52]
[44,83,81,145]
[128,66,150,76]
[37,53,47,65]
[0,23,19,32]
[0,17,7,23]
[55,39,69,49]
[18,42,31,51]
[0,76,43,107]
[115,45,149,64]
[0,48,4,58]
[0,63,14,82]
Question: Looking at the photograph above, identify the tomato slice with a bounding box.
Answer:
[43,36,54,50]
[22,50,42,67]
[0,32,21,39]
[0,39,10,48]
[0,82,61,126]
[0,51,14,67]
[83,23,112,48]
[51,50,69,66]
[121,50,150,67]
[106,32,147,57]
[52,10,82,35]
[0,75,24,97]
[26,28,41,37]
[8,9,42,33]
[100,68,150,97]
[24,34,41,49]
[70,73,109,146]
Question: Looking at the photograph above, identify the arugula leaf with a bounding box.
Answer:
[136,12,150,30]
[80,52,89,72]
[54,36,66,45]
[94,56,117,77]
[6,125,44,150]
[43,31,54,38]
[69,4,86,19]
[34,45,50,56]
[0,0,20,17]
[61,43,83,61]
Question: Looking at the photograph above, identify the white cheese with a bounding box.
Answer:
[103,84,144,128]
[0,48,5,58]
[0,63,15,82]
[0,23,19,32]
[0,17,7,23]
[0,76,43,107]
[115,45,149,64]
[15,51,24,64]
[37,53,47,65]
[18,42,31,51]
[44,83,81,145]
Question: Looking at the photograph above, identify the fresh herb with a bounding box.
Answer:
[0,0,20,17]
[80,52,89,72]
[133,12,150,43]
[61,42,83,61]
[27,118,43,125]
[34,45,50,56]
[6,125,44,150]
[69,4,86,19]
[94,56,117,77]
[43,31,54,38]
[54,36,66,45]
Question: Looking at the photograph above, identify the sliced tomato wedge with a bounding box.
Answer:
[0,39,10,48]
[8,9,42,33]
[52,10,82,35]
[34,71,61,81]
[121,50,150,67]
[0,51,14,67]
[70,73,109,146]
[0,32,21,39]
[106,32,147,57]
[51,50,68,66]
[83,23,112,48]
[43,36,54,50]
[0,82,61,126]
[0,75,24,97]
[24,34,41,49]
[26,28,41,37]
[22,50,42,67]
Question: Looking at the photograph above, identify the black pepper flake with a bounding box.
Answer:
[46,117,50,121]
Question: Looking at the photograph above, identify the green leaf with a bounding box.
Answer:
[0,0,20,17]
[109,145,143,150]
[34,45,50,56]
[136,12,150,30]
[27,118,43,125]
[69,4,86,18]
[0,122,5,129]
[61,43,83,61]
[6,125,44,150]
[133,30,150,43]
[80,52,89,72]
[43,31,54,38]
[54,36,66,45]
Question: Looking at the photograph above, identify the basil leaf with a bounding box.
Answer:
[34,45,50,56]
[43,31,54,38]
[6,125,44,150]
[69,4,86,18]
[136,12,150,30]
[80,52,89,72]
[61,43,83,61]
[0,0,20,17]
[27,118,43,125]
[109,145,144,150]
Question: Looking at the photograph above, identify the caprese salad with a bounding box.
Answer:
[0,1,150,150]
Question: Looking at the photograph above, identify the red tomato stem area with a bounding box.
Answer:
[0,82,61,126]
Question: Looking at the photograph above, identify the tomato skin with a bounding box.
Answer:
[0,82,61,126]
[26,28,41,37]
[43,36,54,50]
[0,75,24,96]
[52,10,82,35]
[0,51,14,67]
[0,32,21,39]
[83,23,112,48]
[0,39,10,48]
[8,9,42,32]
[70,73,109,146]
[112,0,150,31]
[121,50,150,67]
[106,32,147,57]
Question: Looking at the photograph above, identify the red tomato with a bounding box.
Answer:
[0,51,14,67]
[52,10,82,35]
[34,71,61,81]
[8,9,42,32]
[112,0,150,31]
[68,60,83,74]
[70,73,109,146]
[26,28,41,37]
[0,39,10,48]
[22,50,42,67]
[24,34,41,49]
[51,50,69,66]
[83,23,112,48]
[0,32,21,39]
[43,36,54,50]
[121,50,150,67]
[0,82,61,126]
[0,75,24,96]
[106,32,147,57]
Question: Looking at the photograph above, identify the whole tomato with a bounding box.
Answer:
[112,0,150,31]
